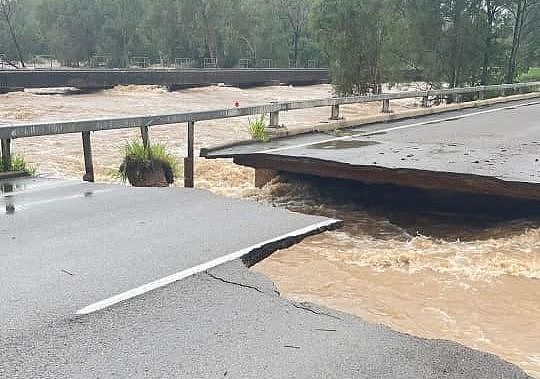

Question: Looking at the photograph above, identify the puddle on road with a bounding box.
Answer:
[307,140,381,150]
[0,181,24,194]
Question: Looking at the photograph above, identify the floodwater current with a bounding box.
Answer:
[1,85,539,377]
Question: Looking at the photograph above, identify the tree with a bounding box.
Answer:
[37,0,100,66]
[506,0,540,82]
[0,0,25,67]
[274,0,313,66]
[313,0,401,95]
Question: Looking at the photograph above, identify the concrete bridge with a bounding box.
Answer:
[0,68,329,90]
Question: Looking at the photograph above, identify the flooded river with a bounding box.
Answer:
[1,85,539,376]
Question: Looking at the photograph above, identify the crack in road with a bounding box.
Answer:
[205,272,266,294]
[291,302,343,320]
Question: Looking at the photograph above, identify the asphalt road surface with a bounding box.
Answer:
[0,178,531,378]
[205,99,540,199]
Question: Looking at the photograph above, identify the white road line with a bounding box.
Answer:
[258,100,540,155]
[76,218,340,315]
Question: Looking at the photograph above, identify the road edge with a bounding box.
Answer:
[200,92,540,157]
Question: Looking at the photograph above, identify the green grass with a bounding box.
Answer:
[248,114,269,142]
[118,141,180,182]
[0,154,36,176]
[518,67,540,82]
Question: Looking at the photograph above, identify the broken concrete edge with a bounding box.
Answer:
[200,92,540,157]
[240,218,344,268]
[0,171,29,180]
[234,154,540,202]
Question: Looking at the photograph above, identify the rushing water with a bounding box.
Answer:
[1,85,539,376]
[252,175,540,377]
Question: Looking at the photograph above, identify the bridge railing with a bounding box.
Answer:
[0,81,538,186]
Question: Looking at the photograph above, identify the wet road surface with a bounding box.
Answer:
[205,99,540,199]
[0,177,532,378]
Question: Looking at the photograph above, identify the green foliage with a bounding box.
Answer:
[313,0,402,95]
[0,154,36,176]
[118,141,180,183]
[0,0,538,86]
[248,114,269,142]
[518,67,540,82]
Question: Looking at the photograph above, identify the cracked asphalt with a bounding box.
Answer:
[0,178,532,378]
[1,261,531,378]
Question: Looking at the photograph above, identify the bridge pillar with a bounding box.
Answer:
[81,132,94,182]
[330,104,340,120]
[184,121,195,188]
[381,99,392,113]
[1,138,11,171]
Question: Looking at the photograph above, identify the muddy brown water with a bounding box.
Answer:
[1,85,539,377]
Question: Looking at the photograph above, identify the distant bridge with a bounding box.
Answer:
[0,68,329,90]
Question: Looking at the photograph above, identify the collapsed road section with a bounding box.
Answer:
[0,177,532,377]
[203,98,540,201]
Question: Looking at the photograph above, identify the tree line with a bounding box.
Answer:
[0,0,538,94]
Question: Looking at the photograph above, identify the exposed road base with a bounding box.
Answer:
[235,154,540,201]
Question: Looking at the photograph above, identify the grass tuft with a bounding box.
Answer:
[0,154,36,176]
[248,114,270,142]
[118,141,180,183]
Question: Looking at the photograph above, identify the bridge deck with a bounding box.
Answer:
[204,98,540,201]
[0,68,328,89]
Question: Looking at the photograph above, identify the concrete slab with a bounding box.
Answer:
[204,99,540,200]
[0,177,339,333]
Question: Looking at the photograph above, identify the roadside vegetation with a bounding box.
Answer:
[0,0,538,94]
[248,114,270,142]
[518,67,540,82]
[118,142,180,187]
[0,154,36,176]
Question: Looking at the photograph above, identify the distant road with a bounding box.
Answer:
[0,68,329,89]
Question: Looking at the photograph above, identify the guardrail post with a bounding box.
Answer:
[81,132,94,182]
[1,138,11,172]
[478,90,485,100]
[269,110,280,128]
[381,99,392,113]
[330,104,340,120]
[140,125,150,148]
[421,96,430,108]
[184,121,195,188]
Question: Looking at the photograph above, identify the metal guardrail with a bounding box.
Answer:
[0,81,538,186]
